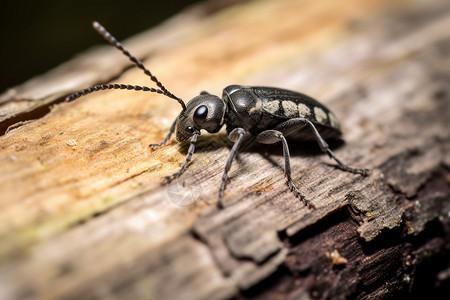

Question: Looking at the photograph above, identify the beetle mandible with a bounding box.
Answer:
[66,22,369,208]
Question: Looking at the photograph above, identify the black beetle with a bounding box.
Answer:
[66,22,369,208]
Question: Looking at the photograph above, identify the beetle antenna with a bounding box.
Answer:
[66,21,186,111]
[66,84,167,102]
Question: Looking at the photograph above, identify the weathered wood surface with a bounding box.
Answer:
[0,0,449,299]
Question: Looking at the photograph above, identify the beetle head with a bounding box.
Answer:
[176,93,226,142]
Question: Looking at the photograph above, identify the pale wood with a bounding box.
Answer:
[1,0,449,299]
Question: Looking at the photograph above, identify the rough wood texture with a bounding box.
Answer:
[1,0,449,299]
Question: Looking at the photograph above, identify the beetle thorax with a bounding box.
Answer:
[223,85,262,131]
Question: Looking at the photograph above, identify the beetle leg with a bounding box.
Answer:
[165,133,198,182]
[301,119,369,176]
[324,148,369,176]
[218,128,246,208]
[150,117,178,149]
[256,130,315,208]
[275,118,369,176]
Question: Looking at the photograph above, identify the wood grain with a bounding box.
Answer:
[0,0,449,299]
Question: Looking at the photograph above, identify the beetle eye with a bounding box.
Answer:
[193,105,208,125]
[186,126,195,133]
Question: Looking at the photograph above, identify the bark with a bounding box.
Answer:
[0,0,449,299]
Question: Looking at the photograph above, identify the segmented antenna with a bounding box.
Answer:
[65,21,186,111]
[65,84,166,102]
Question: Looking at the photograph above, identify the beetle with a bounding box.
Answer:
[66,22,369,208]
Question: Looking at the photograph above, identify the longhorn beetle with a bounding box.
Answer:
[66,22,369,208]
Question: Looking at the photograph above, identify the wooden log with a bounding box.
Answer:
[0,0,449,299]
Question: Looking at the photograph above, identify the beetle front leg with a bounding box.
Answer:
[217,128,246,208]
[165,133,198,182]
[150,117,178,149]
[256,130,315,209]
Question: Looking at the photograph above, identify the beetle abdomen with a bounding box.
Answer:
[252,87,340,130]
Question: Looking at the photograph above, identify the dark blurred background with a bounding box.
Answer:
[0,0,203,94]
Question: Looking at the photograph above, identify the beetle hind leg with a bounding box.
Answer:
[256,130,315,209]
[302,120,369,176]
[274,118,369,176]
[325,148,369,176]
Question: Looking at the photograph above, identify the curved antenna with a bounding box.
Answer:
[65,21,186,111]
[66,84,166,102]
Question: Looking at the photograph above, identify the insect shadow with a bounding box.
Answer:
[177,131,345,157]
[176,132,347,176]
